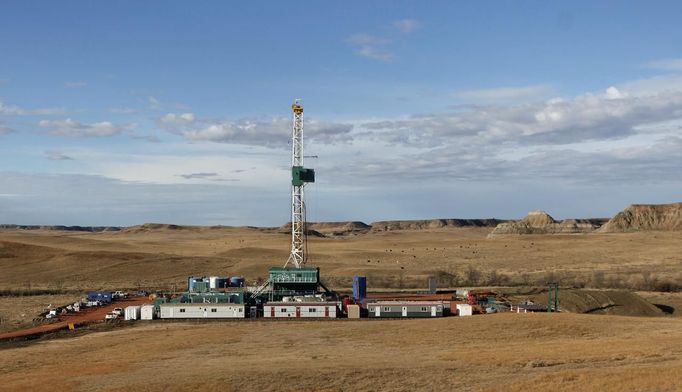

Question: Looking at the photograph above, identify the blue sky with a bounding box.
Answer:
[1,1,682,226]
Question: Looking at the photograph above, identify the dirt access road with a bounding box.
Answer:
[0,296,148,341]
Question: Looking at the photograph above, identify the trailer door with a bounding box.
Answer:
[431,306,437,317]
[402,306,408,317]
[374,307,380,317]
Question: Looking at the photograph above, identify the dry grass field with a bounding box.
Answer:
[0,294,81,333]
[1,313,682,392]
[1,226,681,292]
[2,225,682,391]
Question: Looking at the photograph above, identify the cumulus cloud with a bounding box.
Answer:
[39,118,127,137]
[159,114,353,147]
[364,86,682,146]
[160,112,196,124]
[45,150,74,161]
[393,19,421,33]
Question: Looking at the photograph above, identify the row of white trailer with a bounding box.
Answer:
[123,305,155,320]
[123,300,473,320]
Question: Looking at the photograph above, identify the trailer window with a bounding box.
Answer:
[280,308,287,313]
[383,307,390,312]
[309,308,317,312]
[211,308,217,313]
[421,307,428,312]
[179,309,185,313]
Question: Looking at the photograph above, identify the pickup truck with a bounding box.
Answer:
[112,291,128,299]
[104,312,119,320]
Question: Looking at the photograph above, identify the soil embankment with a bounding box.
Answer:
[517,289,664,317]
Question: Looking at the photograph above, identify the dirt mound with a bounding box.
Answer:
[490,210,605,235]
[599,203,682,232]
[559,290,663,317]
[516,289,663,317]
[370,219,504,232]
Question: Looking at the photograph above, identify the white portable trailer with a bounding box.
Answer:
[124,305,141,320]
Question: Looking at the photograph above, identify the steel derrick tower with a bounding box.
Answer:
[284,99,315,268]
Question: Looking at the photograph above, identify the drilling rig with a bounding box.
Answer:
[285,99,315,268]
[250,100,328,301]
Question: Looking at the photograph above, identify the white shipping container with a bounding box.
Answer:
[124,306,141,320]
[456,304,473,316]
[140,305,155,320]
[159,304,245,319]
[209,276,219,289]
[263,302,338,318]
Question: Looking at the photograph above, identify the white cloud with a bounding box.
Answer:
[45,150,74,161]
[159,114,353,147]
[0,100,64,116]
[645,58,682,71]
[454,85,553,103]
[64,81,87,88]
[393,19,421,33]
[39,118,127,138]
[364,86,682,146]
[356,46,394,62]
[160,112,196,124]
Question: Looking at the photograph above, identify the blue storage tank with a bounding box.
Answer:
[216,277,230,289]
[87,291,113,303]
[188,276,207,292]
[352,276,366,300]
[229,276,244,287]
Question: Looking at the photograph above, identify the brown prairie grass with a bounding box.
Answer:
[1,313,682,391]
